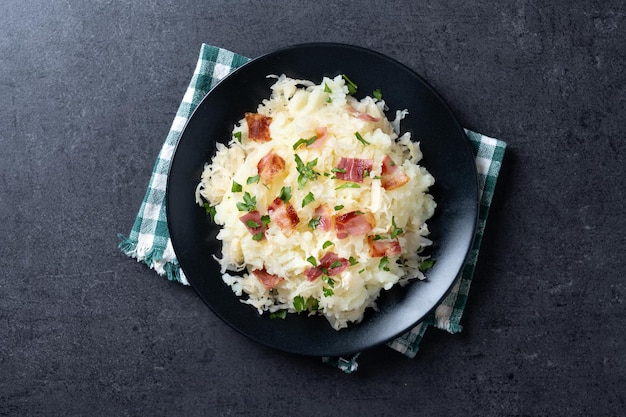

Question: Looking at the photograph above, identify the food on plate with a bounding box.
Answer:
[195,74,436,330]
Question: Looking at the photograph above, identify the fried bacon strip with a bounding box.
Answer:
[368,236,402,257]
[335,211,375,239]
[268,197,300,237]
[245,112,272,142]
[380,155,410,190]
[253,268,283,290]
[257,149,285,184]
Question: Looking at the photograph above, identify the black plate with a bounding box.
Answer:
[167,43,478,357]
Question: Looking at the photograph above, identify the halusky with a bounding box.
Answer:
[195,74,435,330]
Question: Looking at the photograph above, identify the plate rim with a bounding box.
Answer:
[166,42,479,357]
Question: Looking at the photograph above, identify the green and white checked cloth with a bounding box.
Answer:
[119,44,506,373]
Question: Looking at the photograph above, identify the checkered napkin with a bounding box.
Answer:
[118,44,506,373]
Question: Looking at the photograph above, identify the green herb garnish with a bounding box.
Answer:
[203,202,216,221]
[236,192,256,211]
[335,182,361,190]
[419,259,436,271]
[233,131,242,142]
[373,88,383,100]
[329,260,342,269]
[246,174,260,185]
[245,219,260,228]
[270,310,287,319]
[378,256,390,271]
[302,191,315,207]
[322,275,335,288]
[293,295,307,313]
[278,186,292,203]
[293,135,318,150]
[390,216,404,239]
[294,155,320,189]
[322,240,334,249]
[231,181,242,193]
[294,296,319,311]
[343,74,358,95]
[355,131,370,145]
[308,216,321,230]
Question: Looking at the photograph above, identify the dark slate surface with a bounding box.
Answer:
[1,1,624,416]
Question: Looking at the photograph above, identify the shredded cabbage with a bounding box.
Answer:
[195,75,435,330]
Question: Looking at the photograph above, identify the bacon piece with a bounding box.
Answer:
[253,268,283,290]
[335,211,375,239]
[335,157,374,183]
[308,126,329,149]
[381,155,410,190]
[305,252,349,282]
[313,203,333,232]
[267,197,300,237]
[368,236,402,257]
[245,112,272,142]
[257,149,285,184]
[345,105,381,122]
[239,210,266,241]
[305,267,323,281]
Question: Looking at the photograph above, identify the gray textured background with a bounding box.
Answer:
[2,1,625,416]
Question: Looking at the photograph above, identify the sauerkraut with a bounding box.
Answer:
[195,74,436,330]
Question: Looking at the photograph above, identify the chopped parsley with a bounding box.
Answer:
[373,88,383,100]
[378,256,390,271]
[246,174,260,184]
[390,216,404,239]
[322,275,336,297]
[252,231,264,241]
[419,259,436,271]
[293,135,318,150]
[236,192,256,211]
[322,275,335,288]
[231,181,242,193]
[293,295,319,313]
[293,295,306,313]
[308,216,321,230]
[302,191,315,207]
[334,204,344,211]
[245,219,260,228]
[270,309,287,319]
[329,260,342,269]
[322,240,334,249]
[342,74,358,95]
[278,186,292,203]
[294,155,320,189]
[203,202,216,221]
[355,131,370,145]
[306,256,317,267]
[348,256,358,266]
[335,182,361,190]
[324,84,333,102]
[233,131,242,142]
